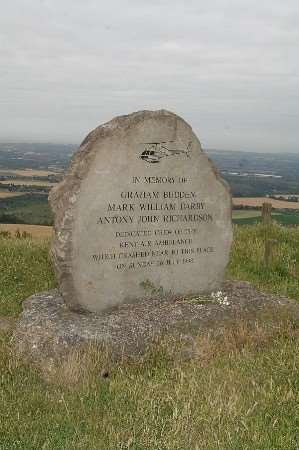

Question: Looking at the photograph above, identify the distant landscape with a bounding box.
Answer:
[0,143,298,229]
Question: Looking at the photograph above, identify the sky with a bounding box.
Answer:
[1,0,299,152]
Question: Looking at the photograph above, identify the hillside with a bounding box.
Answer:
[0,224,298,449]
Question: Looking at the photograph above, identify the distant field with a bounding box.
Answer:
[0,179,56,186]
[233,197,299,209]
[232,210,282,219]
[0,169,59,177]
[233,213,299,226]
[0,223,53,238]
[232,208,299,225]
[0,191,24,199]
[0,194,53,225]
[232,210,261,219]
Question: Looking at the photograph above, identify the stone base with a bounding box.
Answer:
[13,281,295,373]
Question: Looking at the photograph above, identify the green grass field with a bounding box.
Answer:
[0,224,298,449]
[0,194,53,225]
[232,210,262,219]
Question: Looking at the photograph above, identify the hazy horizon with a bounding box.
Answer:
[1,139,299,157]
[1,1,299,153]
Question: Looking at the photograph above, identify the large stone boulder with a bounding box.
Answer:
[49,110,232,313]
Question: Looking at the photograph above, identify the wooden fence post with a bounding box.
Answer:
[264,239,278,268]
[261,202,272,224]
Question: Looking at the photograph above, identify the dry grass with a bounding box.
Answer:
[232,210,261,218]
[0,226,298,448]
[0,179,56,186]
[0,190,24,198]
[48,344,113,387]
[0,235,55,316]
[1,313,298,449]
[195,305,298,366]
[228,223,299,300]
[48,304,298,388]
[22,305,297,449]
[233,197,299,209]
[0,223,53,238]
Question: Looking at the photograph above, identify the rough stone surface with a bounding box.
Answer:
[49,110,232,313]
[13,281,296,373]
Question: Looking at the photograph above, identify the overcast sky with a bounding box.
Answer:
[1,0,299,152]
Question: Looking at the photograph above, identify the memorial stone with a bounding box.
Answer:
[49,110,233,312]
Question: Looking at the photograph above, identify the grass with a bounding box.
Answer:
[0,169,59,177]
[0,223,53,238]
[233,197,299,209]
[232,209,299,226]
[232,210,262,218]
[0,310,298,449]
[233,213,299,226]
[0,194,53,225]
[270,213,299,226]
[0,236,55,316]
[0,179,56,186]
[0,223,298,449]
[0,190,24,199]
[1,222,298,318]
[228,223,299,300]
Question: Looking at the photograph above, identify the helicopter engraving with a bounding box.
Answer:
[140,141,192,163]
